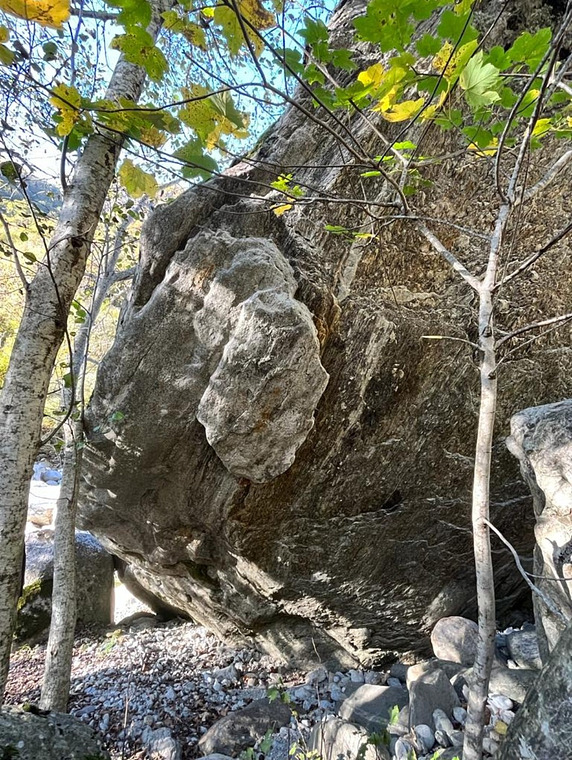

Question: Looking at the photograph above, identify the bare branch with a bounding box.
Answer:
[416,222,480,291]
[484,518,567,623]
[496,312,572,348]
[421,335,480,350]
[522,150,572,203]
[495,216,572,289]
[0,209,29,292]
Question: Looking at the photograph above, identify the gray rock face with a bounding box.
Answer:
[198,698,291,756]
[309,717,390,760]
[338,684,408,733]
[498,622,572,760]
[507,400,572,658]
[506,629,542,670]
[430,617,479,666]
[18,529,114,639]
[0,705,110,759]
[81,0,572,666]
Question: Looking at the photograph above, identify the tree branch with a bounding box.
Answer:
[484,518,567,623]
[416,222,480,291]
[496,312,572,348]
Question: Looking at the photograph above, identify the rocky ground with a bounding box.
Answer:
[5,611,541,760]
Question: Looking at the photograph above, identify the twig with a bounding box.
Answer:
[495,217,572,290]
[0,208,29,292]
[421,335,480,350]
[496,312,572,348]
[484,518,567,623]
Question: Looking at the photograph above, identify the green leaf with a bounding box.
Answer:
[173,139,218,180]
[111,27,168,81]
[416,33,442,57]
[111,411,125,422]
[484,45,510,70]
[331,48,356,71]
[0,43,14,65]
[507,28,552,71]
[42,40,58,60]
[118,159,158,198]
[299,17,328,46]
[361,170,382,177]
[106,0,152,30]
[19,231,28,241]
[437,10,478,45]
[0,160,20,181]
[459,50,501,108]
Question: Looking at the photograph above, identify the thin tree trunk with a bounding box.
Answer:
[39,419,83,712]
[39,204,141,711]
[463,286,497,760]
[0,2,167,703]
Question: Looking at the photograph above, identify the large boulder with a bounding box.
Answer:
[0,705,110,759]
[498,622,572,760]
[507,400,572,659]
[81,0,572,665]
[17,529,114,640]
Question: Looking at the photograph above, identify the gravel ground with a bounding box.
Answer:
[6,618,302,760]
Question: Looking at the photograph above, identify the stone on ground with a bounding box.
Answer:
[488,665,537,705]
[408,668,460,730]
[338,684,408,733]
[142,726,182,760]
[0,705,110,759]
[198,698,291,756]
[431,617,479,666]
[309,716,390,760]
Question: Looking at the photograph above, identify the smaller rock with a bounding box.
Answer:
[305,666,328,687]
[308,717,389,760]
[488,694,513,712]
[482,737,499,755]
[339,684,408,733]
[488,665,537,704]
[452,707,467,725]
[433,709,455,736]
[394,737,415,760]
[448,730,464,748]
[387,677,403,688]
[431,617,479,666]
[506,629,542,670]
[198,698,291,756]
[389,662,408,682]
[406,659,463,689]
[413,723,435,753]
[408,670,460,730]
[142,727,182,760]
[435,729,452,747]
[348,669,365,683]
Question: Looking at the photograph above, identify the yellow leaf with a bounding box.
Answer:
[532,117,551,137]
[468,137,498,156]
[358,62,385,89]
[0,25,9,42]
[381,97,425,122]
[420,89,448,120]
[214,0,275,57]
[494,721,508,736]
[273,204,292,216]
[0,0,69,27]
[139,125,167,148]
[50,83,81,136]
[433,39,478,82]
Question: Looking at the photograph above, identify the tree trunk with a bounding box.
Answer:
[39,418,83,712]
[463,287,497,760]
[39,206,141,711]
[0,3,167,703]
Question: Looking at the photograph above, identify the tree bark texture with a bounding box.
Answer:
[0,2,168,702]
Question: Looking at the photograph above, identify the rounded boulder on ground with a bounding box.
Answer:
[431,616,479,666]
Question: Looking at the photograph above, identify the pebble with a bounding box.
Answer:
[413,723,435,753]
[453,706,467,725]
